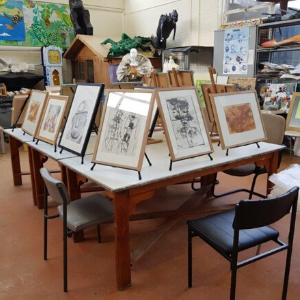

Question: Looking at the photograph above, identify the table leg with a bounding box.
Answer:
[27,147,37,206]
[113,190,131,290]
[8,136,23,186]
[31,148,48,209]
[266,151,279,195]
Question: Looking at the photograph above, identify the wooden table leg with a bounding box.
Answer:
[31,148,48,209]
[266,151,279,195]
[8,136,23,186]
[27,147,37,206]
[113,190,131,291]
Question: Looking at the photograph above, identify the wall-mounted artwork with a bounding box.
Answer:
[0,1,75,48]
[36,95,69,145]
[58,84,104,156]
[92,90,155,171]
[155,87,213,161]
[0,1,25,41]
[22,90,48,137]
[210,91,267,150]
[286,92,300,132]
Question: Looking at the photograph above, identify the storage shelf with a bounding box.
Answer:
[257,46,300,53]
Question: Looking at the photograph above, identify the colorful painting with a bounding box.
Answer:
[0,1,75,48]
[195,79,210,107]
[0,1,25,41]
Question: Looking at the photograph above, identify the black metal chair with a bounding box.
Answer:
[40,167,114,292]
[187,186,298,300]
[211,113,286,199]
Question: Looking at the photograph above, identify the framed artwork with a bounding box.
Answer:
[92,89,155,171]
[21,90,48,137]
[210,91,267,150]
[155,87,213,161]
[286,92,300,132]
[227,77,256,91]
[36,95,69,145]
[201,83,236,123]
[58,83,104,156]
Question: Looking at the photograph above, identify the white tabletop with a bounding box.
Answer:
[25,133,98,161]
[58,140,284,193]
[4,128,35,143]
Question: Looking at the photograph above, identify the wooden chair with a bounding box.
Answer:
[40,167,114,292]
[187,186,299,300]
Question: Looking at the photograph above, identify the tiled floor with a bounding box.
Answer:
[0,141,300,300]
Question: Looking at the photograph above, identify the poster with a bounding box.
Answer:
[0,1,25,41]
[223,27,249,75]
[0,1,75,48]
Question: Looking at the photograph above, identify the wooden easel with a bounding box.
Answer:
[145,69,170,88]
[168,68,194,87]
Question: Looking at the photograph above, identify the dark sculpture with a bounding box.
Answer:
[69,0,93,35]
[151,9,178,51]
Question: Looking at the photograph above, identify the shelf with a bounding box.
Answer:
[257,46,300,53]
[257,19,300,29]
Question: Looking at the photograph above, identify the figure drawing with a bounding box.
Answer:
[166,96,204,149]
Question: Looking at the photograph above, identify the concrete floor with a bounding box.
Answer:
[0,141,300,300]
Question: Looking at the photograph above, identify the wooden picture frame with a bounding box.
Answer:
[201,83,236,123]
[286,92,300,132]
[210,90,267,150]
[36,95,69,145]
[11,95,29,127]
[92,89,155,171]
[58,83,104,156]
[21,90,48,137]
[155,87,213,161]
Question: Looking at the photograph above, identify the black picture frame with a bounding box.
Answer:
[58,83,104,157]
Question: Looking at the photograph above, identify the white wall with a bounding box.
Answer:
[124,0,219,47]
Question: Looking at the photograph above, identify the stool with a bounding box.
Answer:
[0,126,5,154]
[285,130,300,156]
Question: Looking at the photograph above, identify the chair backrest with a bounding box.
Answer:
[262,113,285,145]
[40,167,71,205]
[235,186,298,230]
[11,95,29,126]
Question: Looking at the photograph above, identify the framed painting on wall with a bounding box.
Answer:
[286,92,300,131]
[58,83,104,156]
[36,95,69,145]
[21,90,48,137]
[92,89,155,171]
[155,87,213,162]
[210,91,267,150]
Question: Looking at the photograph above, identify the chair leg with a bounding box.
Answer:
[44,215,47,260]
[63,218,68,292]
[230,250,238,300]
[97,224,101,243]
[188,227,193,288]
[282,245,293,300]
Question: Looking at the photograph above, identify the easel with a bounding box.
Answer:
[168,68,194,87]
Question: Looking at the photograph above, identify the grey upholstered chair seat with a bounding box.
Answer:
[57,194,113,232]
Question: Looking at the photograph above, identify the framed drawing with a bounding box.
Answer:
[155,87,213,162]
[36,95,69,145]
[210,91,267,150]
[21,90,49,137]
[92,89,155,171]
[286,92,300,132]
[58,83,104,156]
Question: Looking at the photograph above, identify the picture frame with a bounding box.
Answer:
[58,83,104,156]
[92,89,155,171]
[286,92,300,132]
[36,95,69,145]
[210,90,267,150]
[21,90,49,137]
[201,83,236,123]
[155,87,213,162]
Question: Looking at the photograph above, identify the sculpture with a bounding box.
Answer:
[101,33,151,58]
[151,9,178,53]
[69,0,93,35]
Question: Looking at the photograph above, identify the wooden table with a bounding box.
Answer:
[58,140,284,291]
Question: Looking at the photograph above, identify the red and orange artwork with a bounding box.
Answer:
[224,103,256,134]
[28,100,41,123]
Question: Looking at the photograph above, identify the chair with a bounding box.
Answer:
[40,167,114,292]
[211,113,285,199]
[187,186,299,300]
